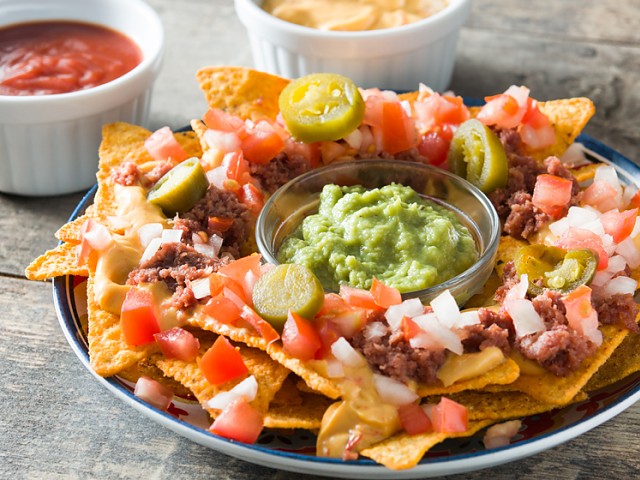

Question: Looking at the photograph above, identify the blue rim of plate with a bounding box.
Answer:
[53,133,640,479]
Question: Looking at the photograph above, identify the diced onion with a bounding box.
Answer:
[206,165,228,189]
[372,373,418,406]
[138,223,163,248]
[483,420,522,449]
[161,228,183,244]
[140,237,162,264]
[106,215,131,232]
[209,234,224,257]
[505,274,529,302]
[559,142,587,167]
[411,313,463,355]
[615,237,640,269]
[606,255,628,274]
[203,129,241,152]
[331,337,366,368]
[430,290,461,329]
[409,332,441,350]
[504,299,545,338]
[134,376,173,411]
[343,128,363,150]
[385,298,424,330]
[83,223,113,251]
[591,271,613,288]
[457,310,481,327]
[549,216,571,237]
[580,219,605,236]
[600,276,638,297]
[325,358,345,378]
[364,321,387,341]
[400,100,412,117]
[206,375,258,410]
[190,276,212,299]
[194,243,216,258]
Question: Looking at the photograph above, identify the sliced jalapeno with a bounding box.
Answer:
[448,118,508,194]
[278,73,365,143]
[514,244,597,296]
[147,157,208,217]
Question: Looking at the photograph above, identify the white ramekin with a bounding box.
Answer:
[234,0,470,92]
[0,0,164,196]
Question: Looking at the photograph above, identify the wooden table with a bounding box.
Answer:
[2,1,639,478]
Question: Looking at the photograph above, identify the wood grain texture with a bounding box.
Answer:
[2,0,640,478]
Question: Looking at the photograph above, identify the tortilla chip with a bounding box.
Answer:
[494,235,528,278]
[492,325,628,405]
[153,335,289,417]
[416,358,520,397]
[427,390,587,421]
[264,376,333,430]
[572,163,600,185]
[25,242,89,280]
[56,214,90,243]
[86,276,157,377]
[118,360,194,398]
[527,98,595,161]
[586,333,640,391]
[360,420,493,470]
[196,66,290,121]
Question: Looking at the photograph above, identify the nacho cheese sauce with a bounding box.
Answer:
[261,0,449,31]
[278,183,479,293]
[0,21,142,96]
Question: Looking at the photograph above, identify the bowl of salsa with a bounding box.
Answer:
[0,0,164,196]
[255,159,500,305]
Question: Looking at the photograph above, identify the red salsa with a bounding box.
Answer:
[0,21,142,96]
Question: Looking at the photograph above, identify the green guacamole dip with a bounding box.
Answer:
[277,183,479,293]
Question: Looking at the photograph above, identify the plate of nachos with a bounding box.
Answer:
[26,66,640,478]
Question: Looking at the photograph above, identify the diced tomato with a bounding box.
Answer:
[582,180,623,212]
[144,126,189,163]
[238,183,265,216]
[282,310,322,361]
[477,87,529,129]
[208,216,234,234]
[417,131,449,166]
[120,287,160,346]
[154,327,200,361]
[134,376,174,411]
[430,397,468,433]
[203,108,245,132]
[203,128,242,153]
[218,254,262,298]
[401,316,423,340]
[284,138,322,168]
[208,272,247,303]
[203,294,242,325]
[398,403,433,435]
[532,174,573,218]
[370,277,402,308]
[626,189,640,210]
[413,93,469,140]
[200,335,249,385]
[240,120,286,164]
[519,99,555,149]
[315,293,366,339]
[76,218,113,266]
[339,285,380,310]
[313,317,341,359]
[556,227,608,270]
[600,208,638,244]
[375,100,418,155]
[209,396,264,444]
[562,285,602,346]
[221,151,251,185]
[239,305,280,343]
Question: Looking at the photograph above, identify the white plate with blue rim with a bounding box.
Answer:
[53,133,640,478]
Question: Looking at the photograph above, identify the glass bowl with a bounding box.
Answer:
[255,159,500,306]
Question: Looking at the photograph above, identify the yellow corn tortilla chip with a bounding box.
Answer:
[118,360,194,398]
[25,242,89,280]
[572,162,600,184]
[494,235,529,278]
[86,276,158,377]
[196,66,290,121]
[416,358,520,397]
[186,316,342,399]
[153,335,290,417]
[491,325,629,405]
[586,333,640,391]
[426,390,587,421]
[360,420,493,470]
[264,376,333,430]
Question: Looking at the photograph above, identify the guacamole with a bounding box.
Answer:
[278,183,479,293]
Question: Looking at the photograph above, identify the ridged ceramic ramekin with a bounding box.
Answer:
[234,0,470,92]
[0,0,164,196]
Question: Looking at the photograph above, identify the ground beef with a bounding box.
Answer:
[494,261,519,304]
[461,320,511,353]
[516,326,596,376]
[250,152,310,194]
[112,161,141,186]
[350,312,446,385]
[145,160,174,185]
[173,185,252,258]
[532,290,567,328]
[502,191,550,240]
[593,293,639,332]
[127,242,228,310]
